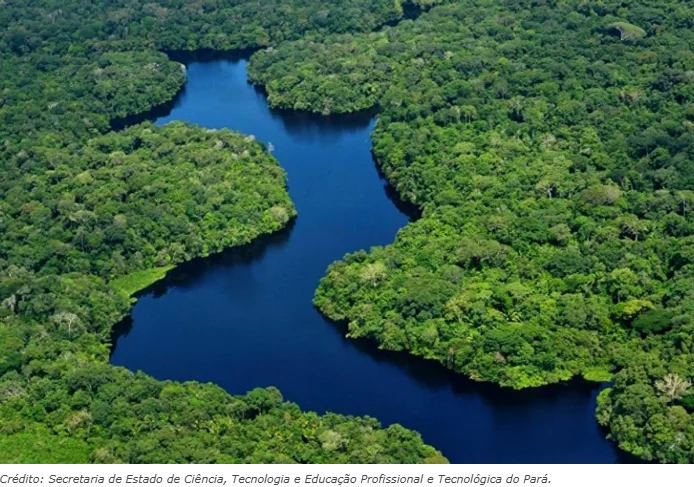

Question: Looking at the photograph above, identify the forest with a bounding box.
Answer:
[249,0,694,463]
[3,0,694,464]
[0,0,445,463]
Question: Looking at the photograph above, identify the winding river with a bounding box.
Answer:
[111,55,634,463]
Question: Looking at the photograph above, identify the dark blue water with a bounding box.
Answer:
[111,57,630,463]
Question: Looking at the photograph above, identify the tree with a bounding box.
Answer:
[616,215,648,241]
[655,374,691,403]
[360,262,388,286]
[5,26,32,54]
[582,185,622,206]
[69,210,96,251]
[1,295,18,314]
[676,190,694,217]
[608,22,647,41]
[52,312,81,336]
[458,105,478,123]
[607,268,641,302]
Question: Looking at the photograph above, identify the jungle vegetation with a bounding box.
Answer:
[0,0,445,464]
[248,0,694,463]
[5,0,694,464]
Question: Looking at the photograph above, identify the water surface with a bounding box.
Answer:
[111,57,630,463]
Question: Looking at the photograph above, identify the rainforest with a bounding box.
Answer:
[1,0,694,464]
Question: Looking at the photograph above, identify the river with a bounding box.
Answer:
[110,55,633,463]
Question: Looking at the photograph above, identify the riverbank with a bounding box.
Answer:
[111,56,630,464]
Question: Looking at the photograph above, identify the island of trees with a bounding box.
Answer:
[0,0,446,464]
[249,0,694,463]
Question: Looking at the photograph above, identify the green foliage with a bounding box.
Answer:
[0,370,442,464]
[5,0,694,464]
[248,0,694,461]
[632,309,674,335]
[679,394,694,413]
[582,368,613,383]
[0,426,92,463]
[110,266,175,298]
[1,0,404,55]
[607,22,648,41]
[0,50,187,142]
[2,123,296,279]
[0,0,442,464]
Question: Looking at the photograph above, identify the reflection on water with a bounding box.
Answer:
[110,57,633,464]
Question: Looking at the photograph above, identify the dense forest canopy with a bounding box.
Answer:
[0,0,445,464]
[4,0,694,464]
[2,123,295,279]
[248,0,694,463]
[0,0,412,142]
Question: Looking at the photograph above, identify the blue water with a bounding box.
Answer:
[111,57,631,463]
